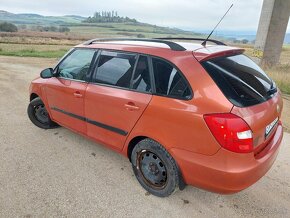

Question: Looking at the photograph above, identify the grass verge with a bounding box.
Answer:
[0,49,68,58]
[267,65,290,95]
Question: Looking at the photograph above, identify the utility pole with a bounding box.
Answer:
[254,0,290,67]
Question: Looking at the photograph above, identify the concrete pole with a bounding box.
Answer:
[254,0,290,67]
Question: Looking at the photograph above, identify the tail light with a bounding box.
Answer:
[204,113,253,153]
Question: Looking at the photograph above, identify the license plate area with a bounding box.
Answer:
[265,117,278,138]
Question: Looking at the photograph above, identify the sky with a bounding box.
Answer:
[1,0,290,32]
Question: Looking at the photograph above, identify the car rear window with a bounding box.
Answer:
[201,54,277,107]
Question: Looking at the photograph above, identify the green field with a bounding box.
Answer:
[0,48,69,58]
[0,42,71,58]
[67,22,204,39]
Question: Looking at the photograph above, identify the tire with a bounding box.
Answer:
[27,97,58,129]
[131,139,179,197]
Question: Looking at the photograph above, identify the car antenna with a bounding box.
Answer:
[202,4,234,47]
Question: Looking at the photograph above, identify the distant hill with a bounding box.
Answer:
[197,30,290,44]
[0,10,86,25]
[0,10,203,38]
[218,31,290,44]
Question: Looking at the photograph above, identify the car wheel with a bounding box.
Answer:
[131,138,179,197]
[27,97,58,129]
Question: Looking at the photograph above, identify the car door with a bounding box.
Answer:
[85,51,153,151]
[45,48,97,135]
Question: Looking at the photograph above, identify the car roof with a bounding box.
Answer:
[76,39,245,62]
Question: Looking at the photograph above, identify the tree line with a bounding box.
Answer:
[83,11,137,23]
[0,22,18,32]
[0,22,70,33]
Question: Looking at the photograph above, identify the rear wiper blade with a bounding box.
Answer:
[270,79,274,89]
[267,86,277,96]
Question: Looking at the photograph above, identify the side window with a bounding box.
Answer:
[152,58,191,99]
[57,49,95,81]
[132,56,151,92]
[93,51,136,89]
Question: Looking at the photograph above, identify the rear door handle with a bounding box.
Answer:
[125,102,140,111]
[73,91,83,98]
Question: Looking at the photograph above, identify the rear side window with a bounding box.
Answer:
[93,51,136,88]
[152,58,191,99]
[202,54,276,107]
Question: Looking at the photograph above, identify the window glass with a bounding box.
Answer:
[152,58,191,99]
[202,54,276,107]
[132,56,151,92]
[94,51,136,88]
[57,49,95,81]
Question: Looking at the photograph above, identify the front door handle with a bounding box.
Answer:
[73,91,83,98]
[125,102,140,111]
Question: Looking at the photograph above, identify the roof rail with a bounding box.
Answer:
[154,37,227,46]
[82,38,186,51]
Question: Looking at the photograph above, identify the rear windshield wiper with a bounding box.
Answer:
[267,81,277,96]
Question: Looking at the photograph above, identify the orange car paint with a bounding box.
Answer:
[29,41,283,194]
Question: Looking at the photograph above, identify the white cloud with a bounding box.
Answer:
[1,0,289,32]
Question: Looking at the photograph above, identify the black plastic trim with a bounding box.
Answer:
[86,118,127,136]
[51,107,128,136]
[154,37,227,46]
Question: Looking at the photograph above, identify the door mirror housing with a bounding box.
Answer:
[40,68,53,79]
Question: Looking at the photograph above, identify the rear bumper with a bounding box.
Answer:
[170,124,283,194]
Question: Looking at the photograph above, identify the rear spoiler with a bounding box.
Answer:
[193,47,245,62]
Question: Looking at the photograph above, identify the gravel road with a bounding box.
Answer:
[0,56,289,218]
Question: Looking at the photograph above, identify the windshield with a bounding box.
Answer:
[202,54,276,107]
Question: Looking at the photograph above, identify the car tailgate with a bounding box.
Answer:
[231,91,283,154]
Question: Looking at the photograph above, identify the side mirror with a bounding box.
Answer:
[40,68,53,79]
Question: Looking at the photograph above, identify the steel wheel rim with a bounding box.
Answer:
[137,150,168,189]
[34,104,49,124]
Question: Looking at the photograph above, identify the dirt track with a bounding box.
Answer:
[0,56,290,218]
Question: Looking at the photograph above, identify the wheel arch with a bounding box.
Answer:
[29,89,52,122]
[30,93,39,101]
[126,135,186,190]
[127,136,148,162]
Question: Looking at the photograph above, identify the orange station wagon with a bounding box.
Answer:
[28,38,283,197]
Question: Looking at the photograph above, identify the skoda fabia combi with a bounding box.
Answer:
[27,38,283,197]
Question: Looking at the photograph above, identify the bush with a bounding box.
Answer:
[137,34,145,38]
[0,22,18,32]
